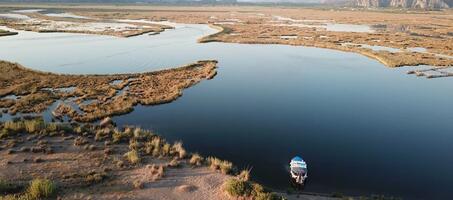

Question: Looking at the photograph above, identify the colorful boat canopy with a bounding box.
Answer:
[290,156,307,169]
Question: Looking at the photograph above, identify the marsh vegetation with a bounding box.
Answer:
[0,60,217,122]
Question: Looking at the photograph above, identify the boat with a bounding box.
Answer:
[290,156,308,185]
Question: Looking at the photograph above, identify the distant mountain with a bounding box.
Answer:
[354,0,452,8]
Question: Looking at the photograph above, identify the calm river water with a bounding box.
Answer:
[1,23,453,199]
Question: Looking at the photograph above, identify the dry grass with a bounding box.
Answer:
[237,168,251,182]
[0,179,57,200]
[26,179,56,200]
[189,153,204,166]
[85,171,108,185]
[124,149,141,165]
[207,157,233,175]
[133,179,144,189]
[172,141,187,159]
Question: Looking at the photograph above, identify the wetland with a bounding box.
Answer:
[1,4,453,200]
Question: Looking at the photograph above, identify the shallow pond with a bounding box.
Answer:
[1,23,453,199]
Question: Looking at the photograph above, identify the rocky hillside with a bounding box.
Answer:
[355,0,452,8]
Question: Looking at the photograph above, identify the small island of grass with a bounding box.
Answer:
[0,29,18,37]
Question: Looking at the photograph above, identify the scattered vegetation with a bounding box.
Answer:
[223,167,282,200]
[172,141,186,159]
[133,180,144,189]
[0,179,56,200]
[189,153,204,166]
[207,157,233,174]
[85,171,108,185]
[26,179,56,200]
[2,118,63,136]
[224,178,281,200]
[0,118,277,199]
[124,149,141,165]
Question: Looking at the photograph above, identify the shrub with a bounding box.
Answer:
[224,178,281,200]
[24,119,45,133]
[112,129,128,144]
[168,158,180,168]
[129,139,139,150]
[26,179,56,200]
[224,178,252,197]
[172,142,186,159]
[162,143,171,156]
[125,150,140,165]
[74,136,88,146]
[95,129,109,141]
[255,192,281,200]
[45,123,58,132]
[133,180,144,189]
[85,172,107,185]
[238,168,251,182]
[189,153,204,166]
[4,121,24,132]
[207,157,233,174]
[145,137,175,158]
[132,128,153,139]
[146,137,162,156]
[0,129,12,139]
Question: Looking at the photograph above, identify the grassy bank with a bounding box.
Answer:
[0,117,283,199]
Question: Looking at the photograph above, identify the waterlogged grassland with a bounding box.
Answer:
[1,5,452,75]
[0,11,171,38]
[0,60,217,122]
[51,6,453,69]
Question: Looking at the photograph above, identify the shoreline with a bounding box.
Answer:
[0,117,285,200]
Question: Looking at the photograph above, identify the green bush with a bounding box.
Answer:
[26,179,56,199]
[224,178,282,200]
[224,178,252,197]
[125,150,140,164]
